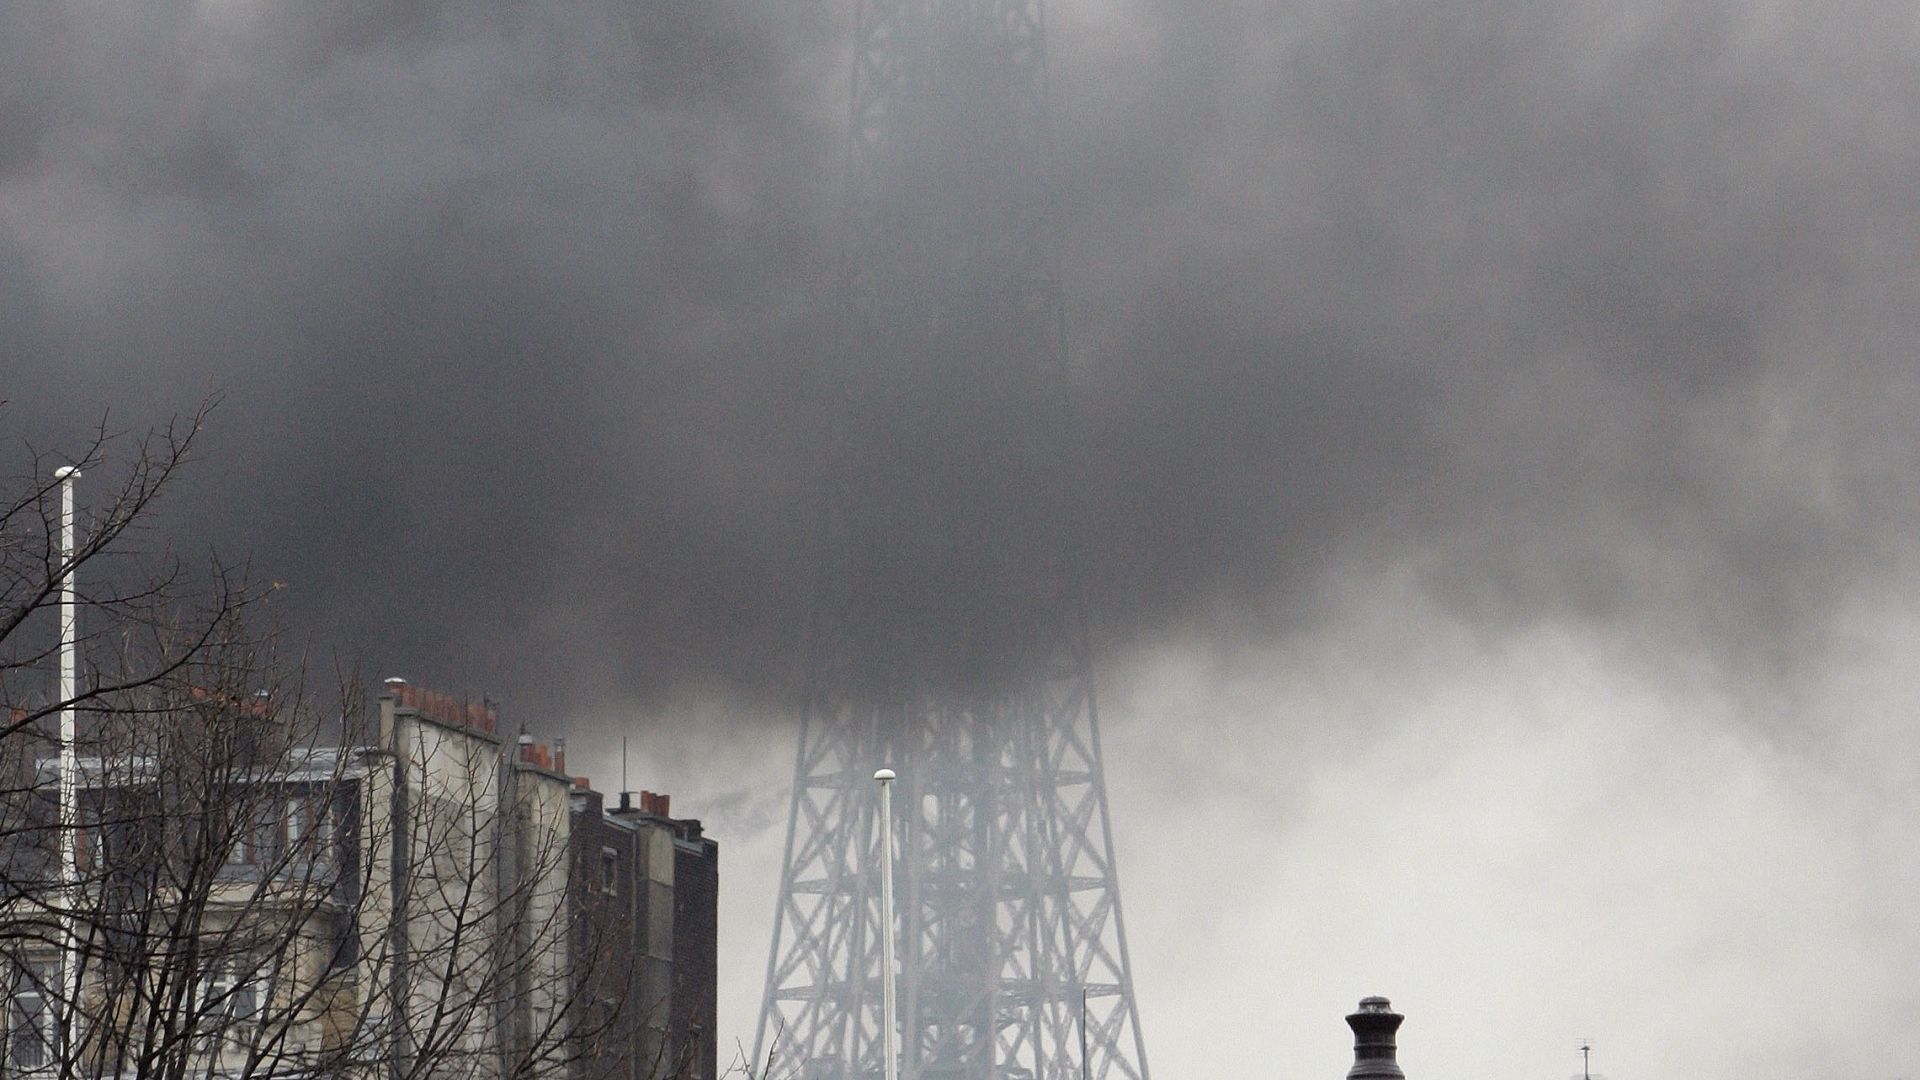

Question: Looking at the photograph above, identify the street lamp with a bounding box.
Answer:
[53,465,80,1052]
[875,768,899,1080]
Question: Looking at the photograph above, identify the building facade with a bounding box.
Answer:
[567,785,719,1080]
[0,679,716,1080]
[665,810,717,1080]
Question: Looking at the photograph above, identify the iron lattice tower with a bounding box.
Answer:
[754,1,1150,1079]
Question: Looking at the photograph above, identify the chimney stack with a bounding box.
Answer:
[1346,997,1405,1080]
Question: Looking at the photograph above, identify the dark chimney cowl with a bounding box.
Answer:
[1346,996,1406,1080]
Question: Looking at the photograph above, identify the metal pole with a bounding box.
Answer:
[54,465,80,1054]
[1080,988,1090,1080]
[876,768,899,1080]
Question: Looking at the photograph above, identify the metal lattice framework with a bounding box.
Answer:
[754,1,1150,1079]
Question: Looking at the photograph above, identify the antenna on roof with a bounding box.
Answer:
[618,735,633,812]
[1572,1040,1605,1080]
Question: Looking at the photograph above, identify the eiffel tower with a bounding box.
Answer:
[753,1,1151,1080]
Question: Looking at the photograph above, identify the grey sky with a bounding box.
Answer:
[5,1,1919,1076]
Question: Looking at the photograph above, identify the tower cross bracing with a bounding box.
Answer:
[755,2,1150,1080]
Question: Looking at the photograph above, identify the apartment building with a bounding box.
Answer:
[0,679,716,1080]
[567,785,719,1080]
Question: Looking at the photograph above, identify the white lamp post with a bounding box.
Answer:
[53,464,80,1051]
[875,768,899,1080]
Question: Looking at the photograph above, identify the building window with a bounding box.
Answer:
[233,964,263,1023]
[201,962,233,1024]
[8,963,57,1070]
[600,847,620,893]
[253,805,282,867]
[325,912,359,972]
[200,957,268,1043]
[77,800,101,872]
[314,798,336,848]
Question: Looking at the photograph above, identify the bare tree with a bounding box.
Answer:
[0,414,633,1079]
[0,405,229,749]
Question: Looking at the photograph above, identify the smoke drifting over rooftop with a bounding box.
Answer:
[8,0,1914,719]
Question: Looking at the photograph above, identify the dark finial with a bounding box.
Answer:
[1346,996,1406,1080]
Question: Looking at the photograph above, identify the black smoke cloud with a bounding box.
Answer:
[2,0,1915,723]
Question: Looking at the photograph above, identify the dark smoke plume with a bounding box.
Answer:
[2,0,1916,722]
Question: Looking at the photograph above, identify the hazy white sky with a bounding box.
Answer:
[590,561,1920,1080]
